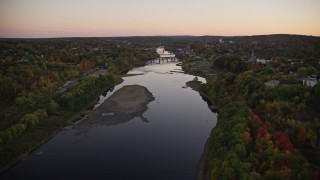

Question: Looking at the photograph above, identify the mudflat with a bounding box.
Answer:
[76,85,155,130]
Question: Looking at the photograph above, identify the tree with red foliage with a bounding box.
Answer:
[276,132,293,151]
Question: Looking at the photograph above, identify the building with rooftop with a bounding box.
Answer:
[264,80,280,88]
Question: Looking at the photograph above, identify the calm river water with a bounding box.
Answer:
[3,59,217,180]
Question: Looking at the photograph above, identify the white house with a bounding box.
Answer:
[156,46,175,58]
[302,78,318,87]
[256,58,271,65]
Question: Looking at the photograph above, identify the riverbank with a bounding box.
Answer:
[196,140,210,180]
[186,80,218,112]
[0,75,122,173]
[182,55,318,179]
[185,80,217,180]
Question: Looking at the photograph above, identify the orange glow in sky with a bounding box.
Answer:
[0,0,319,38]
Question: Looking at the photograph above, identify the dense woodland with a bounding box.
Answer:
[0,38,157,171]
[181,35,320,179]
[0,35,319,178]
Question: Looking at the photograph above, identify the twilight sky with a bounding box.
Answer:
[0,0,320,38]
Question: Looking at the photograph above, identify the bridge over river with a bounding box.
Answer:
[155,46,178,63]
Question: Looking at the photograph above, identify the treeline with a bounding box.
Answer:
[180,37,320,178]
[106,47,157,74]
[0,39,157,131]
[0,38,156,107]
[207,53,318,76]
[0,109,48,149]
[0,74,115,171]
[57,75,115,111]
[212,54,247,73]
[206,101,311,179]
[0,74,115,142]
[200,68,320,179]
[189,35,320,61]
[0,38,157,172]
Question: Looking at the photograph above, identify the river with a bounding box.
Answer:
[2,59,217,180]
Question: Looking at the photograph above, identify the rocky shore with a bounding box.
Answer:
[186,80,218,112]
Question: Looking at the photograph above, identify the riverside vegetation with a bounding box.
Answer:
[180,35,320,179]
[0,38,157,172]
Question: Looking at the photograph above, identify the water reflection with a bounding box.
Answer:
[2,60,216,180]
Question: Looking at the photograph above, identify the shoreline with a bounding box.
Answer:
[0,76,123,174]
[0,83,155,174]
[196,139,210,180]
[185,80,218,180]
[186,80,218,112]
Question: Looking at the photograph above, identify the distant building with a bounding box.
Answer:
[256,58,271,65]
[156,46,175,58]
[156,46,165,54]
[265,80,280,88]
[302,77,318,87]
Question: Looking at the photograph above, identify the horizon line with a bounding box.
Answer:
[0,33,319,39]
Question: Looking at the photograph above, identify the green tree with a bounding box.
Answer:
[297,67,317,77]
[21,114,39,128]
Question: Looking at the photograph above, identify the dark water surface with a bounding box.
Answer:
[2,60,217,180]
